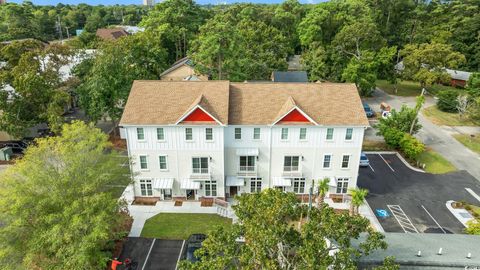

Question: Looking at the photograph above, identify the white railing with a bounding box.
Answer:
[282,166,302,177]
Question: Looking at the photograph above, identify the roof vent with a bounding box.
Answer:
[416,251,422,257]
[467,253,472,259]
[437,248,443,255]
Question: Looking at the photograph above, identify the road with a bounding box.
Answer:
[363,88,480,181]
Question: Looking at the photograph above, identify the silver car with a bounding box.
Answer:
[360,153,369,167]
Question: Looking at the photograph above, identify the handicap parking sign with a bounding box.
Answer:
[376,209,390,218]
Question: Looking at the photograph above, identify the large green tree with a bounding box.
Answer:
[180,189,396,269]
[0,121,131,269]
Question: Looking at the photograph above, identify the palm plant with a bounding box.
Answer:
[349,188,369,215]
[316,178,330,208]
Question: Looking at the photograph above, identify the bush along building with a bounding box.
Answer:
[119,81,369,203]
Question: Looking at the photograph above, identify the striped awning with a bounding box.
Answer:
[180,179,200,190]
[226,176,244,186]
[272,177,291,187]
[236,148,259,156]
[153,178,174,189]
[327,177,337,187]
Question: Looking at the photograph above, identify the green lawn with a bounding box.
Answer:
[376,80,457,96]
[362,139,390,151]
[416,149,456,174]
[423,106,479,126]
[453,133,480,154]
[141,213,232,239]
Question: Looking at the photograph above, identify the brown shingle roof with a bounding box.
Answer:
[120,81,230,125]
[96,28,129,41]
[120,81,369,127]
[229,83,368,126]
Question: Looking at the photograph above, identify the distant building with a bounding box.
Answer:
[271,71,308,83]
[95,28,129,41]
[445,68,471,88]
[160,57,208,81]
[143,0,154,6]
[287,55,303,71]
[0,0,6,4]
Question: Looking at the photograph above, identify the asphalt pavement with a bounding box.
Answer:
[358,154,480,234]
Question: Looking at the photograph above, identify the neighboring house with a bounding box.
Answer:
[119,81,368,202]
[96,28,129,41]
[271,71,308,82]
[445,68,471,88]
[160,57,208,81]
[287,55,303,71]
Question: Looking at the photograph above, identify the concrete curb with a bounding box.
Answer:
[360,199,384,233]
[445,200,476,228]
[364,151,425,173]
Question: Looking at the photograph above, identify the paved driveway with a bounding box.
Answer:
[358,154,480,234]
[119,237,185,270]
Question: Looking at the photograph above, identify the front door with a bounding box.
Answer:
[229,186,238,197]
[163,189,172,200]
[186,189,195,200]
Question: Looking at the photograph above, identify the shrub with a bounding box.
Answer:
[382,128,405,148]
[465,219,480,235]
[399,133,425,160]
[436,89,459,112]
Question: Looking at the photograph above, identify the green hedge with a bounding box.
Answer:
[381,127,425,160]
[436,89,459,112]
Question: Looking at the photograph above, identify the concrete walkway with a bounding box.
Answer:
[364,88,480,182]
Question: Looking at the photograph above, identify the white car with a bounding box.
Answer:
[360,153,370,167]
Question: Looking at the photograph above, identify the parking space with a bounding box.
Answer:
[358,154,480,234]
[118,237,185,270]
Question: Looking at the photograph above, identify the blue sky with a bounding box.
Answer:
[8,0,323,5]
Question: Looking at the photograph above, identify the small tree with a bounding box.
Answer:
[349,188,369,215]
[377,105,422,135]
[465,220,480,235]
[316,177,330,207]
[436,89,459,112]
[456,94,469,118]
[399,133,425,160]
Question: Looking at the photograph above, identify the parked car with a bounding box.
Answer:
[359,153,370,167]
[182,234,206,262]
[0,141,27,154]
[363,103,375,118]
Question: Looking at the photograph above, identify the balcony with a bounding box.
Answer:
[282,165,302,177]
[190,167,211,180]
[237,165,257,177]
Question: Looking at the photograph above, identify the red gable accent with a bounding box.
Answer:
[278,109,310,123]
[182,107,216,122]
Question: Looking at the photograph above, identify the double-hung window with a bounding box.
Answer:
[185,128,193,141]
[140,179,153,196]
[204,180,217,196]
[239,156,255,172]
[250,178,262,193]
[139,155,148,170]
[158,156,167,170]
[235,128,242,140]
[205,128,213,141]
[336,178,349,194]
[192,157,209,174]
[137,128,145,140]
[345,128,353,140]
[323,154,332,169]
[284,156,300,172]
[293,178,306,194]
[253,128,261,140]
[157,128,164,140]
[341,155,350,168]
[326,128,334,140]
[281,128,289,140]
[299,128,307,140]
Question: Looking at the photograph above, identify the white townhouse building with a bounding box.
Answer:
[119,80,369,202]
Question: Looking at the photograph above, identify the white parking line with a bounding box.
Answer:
[421,205,446,234]
[142,238,156,270]
[368,164,375,172]
[379,154,395,172]
[387,205,418,233]
[465,188,480,202]
[175,240,186,270]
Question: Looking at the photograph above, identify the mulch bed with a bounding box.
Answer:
[200,200,213,207]
[132,198,157,206]
[174,200,183,207]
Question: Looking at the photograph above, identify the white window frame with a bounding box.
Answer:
[235,128,242,140]
[250,178,262,193]
[185,127,193,141]
[139,179,153,196]
[205,128,213,141]
[156,128,165,141]
[137,128,145,141]
[253,128,261,140]
[326,128,334,141]
[323,154,332,169]
[341,154,350,169]
[192,157,209,174]
[239,156,256,172]
[336,178,349,194]
[299,128,307,140]
[204,180,217,197]
[139,155,148,170]
[345,128,353,141]
[293,178,306,194]
[158,155,168,171]
[284,156,300,172]
[281,128,289,140]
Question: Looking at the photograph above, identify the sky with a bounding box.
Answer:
[8,0,323,5]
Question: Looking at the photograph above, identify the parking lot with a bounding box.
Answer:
[118,237,185,270]
[358,153,480,234]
